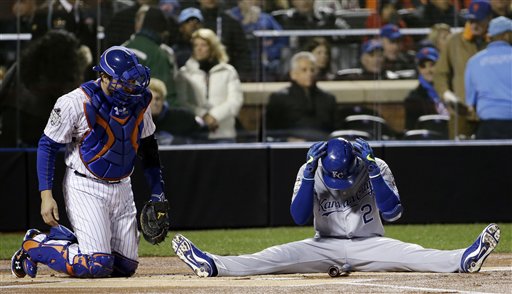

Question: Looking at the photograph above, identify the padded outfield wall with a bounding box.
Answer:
[0,141,510,231]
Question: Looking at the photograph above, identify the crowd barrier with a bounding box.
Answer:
[1,141,510,232]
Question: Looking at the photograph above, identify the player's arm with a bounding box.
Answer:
[138,134,165,201]
[37,135,65,226]
[290,142,327,225]
[353,138,402,222]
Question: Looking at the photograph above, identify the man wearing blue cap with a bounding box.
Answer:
[465,16,512,139]
[336,39,387,80]
[404,47,449,131]
[380,24,415,74]
[433,0,493,139]
[173,7,204,68]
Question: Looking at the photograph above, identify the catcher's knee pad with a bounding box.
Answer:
[71,253,114,278]
[111,251,138,277]
[22,238,72,274]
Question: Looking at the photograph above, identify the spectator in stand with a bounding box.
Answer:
[433,0,492,139]
[379,24,416,76]
[465,16,512,139]
[123,5,178,106]
[304,37,336,81]
[272,0,349,49]
[227,0,288,81]
[490,0,512,18]
[336,39,388,80]
[416,0,465,27]
[104,0,156,50]
[0,30,91,147]
[198,0,253,81]
[265,51,337,142]
[404,47,449,131]
[419,23,452,52]
[173,7,204,68]
[176,28,243,143]
[149,78,205,145]
[30,0,97,57]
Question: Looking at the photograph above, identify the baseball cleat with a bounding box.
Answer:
[11,229,42,278]
[172,234,217,277]
[11,248,37,278]
[460,223,500,273]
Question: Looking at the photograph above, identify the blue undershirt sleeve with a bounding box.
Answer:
[370,174,402,222]
[37,135,65,191]
[290,179,315,225]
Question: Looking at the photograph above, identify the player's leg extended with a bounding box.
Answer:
[173,234,349,277]
[109,180,139,277]
[344,236,464,272]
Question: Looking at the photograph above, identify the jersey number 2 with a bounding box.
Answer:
[361,204,374,224]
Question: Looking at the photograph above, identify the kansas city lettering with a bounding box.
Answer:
[320,181,373,215]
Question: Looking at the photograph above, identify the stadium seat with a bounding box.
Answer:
[402,129,446,140]
[329,130,371,141]
[343,114,394,140]
[416,114,449,139]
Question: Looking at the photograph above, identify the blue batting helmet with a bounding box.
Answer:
[93,46,150,106]
[321,138,360,190]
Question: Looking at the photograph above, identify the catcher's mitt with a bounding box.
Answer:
[140,200,170,245]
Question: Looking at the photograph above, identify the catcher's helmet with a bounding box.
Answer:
[321,138,360,190]
[93,46,150,106]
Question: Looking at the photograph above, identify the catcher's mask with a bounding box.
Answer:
[93,46,150,107]
[321,137,360,190]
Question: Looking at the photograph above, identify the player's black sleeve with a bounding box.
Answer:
[138,135,165,198]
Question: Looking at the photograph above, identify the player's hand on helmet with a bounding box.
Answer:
[353,138,380,177]
[303,141,327,179]
[40,190,59,227]
[140,193,170,245]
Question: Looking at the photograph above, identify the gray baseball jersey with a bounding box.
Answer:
[208,158,465,276]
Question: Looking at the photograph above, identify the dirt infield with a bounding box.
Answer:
[1,254,511,293]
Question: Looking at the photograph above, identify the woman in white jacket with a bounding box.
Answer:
[176,28,244,142]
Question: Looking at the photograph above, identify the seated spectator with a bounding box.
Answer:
[303,37,335,81]
[336,39,388,80]
[173,7,204,68]
[379,24,416,76]
[227,0,288,81]
[176,28,244,143]
[265,51,337,142]
[159,0,180,20]
[404,47,449,131]
[123,5,178,106]
[198,0,253,81]
[419,23,452,52]
[0,30,91,147]
[272,0,349,49]
[465,16,512,139]
[149,78,205,145]
[415,0,465,27]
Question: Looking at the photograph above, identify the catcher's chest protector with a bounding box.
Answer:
[79,81,150,181]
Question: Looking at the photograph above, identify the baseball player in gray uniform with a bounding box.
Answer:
[172,137,500,277]
[10,46,169,278]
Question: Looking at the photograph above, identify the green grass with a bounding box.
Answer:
[0,223,510,260]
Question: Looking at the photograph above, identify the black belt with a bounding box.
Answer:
[73,170,122,184]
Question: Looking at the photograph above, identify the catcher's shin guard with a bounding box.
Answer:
[22,237,114,278]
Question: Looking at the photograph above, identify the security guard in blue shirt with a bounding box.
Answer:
[465,16,512,139]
